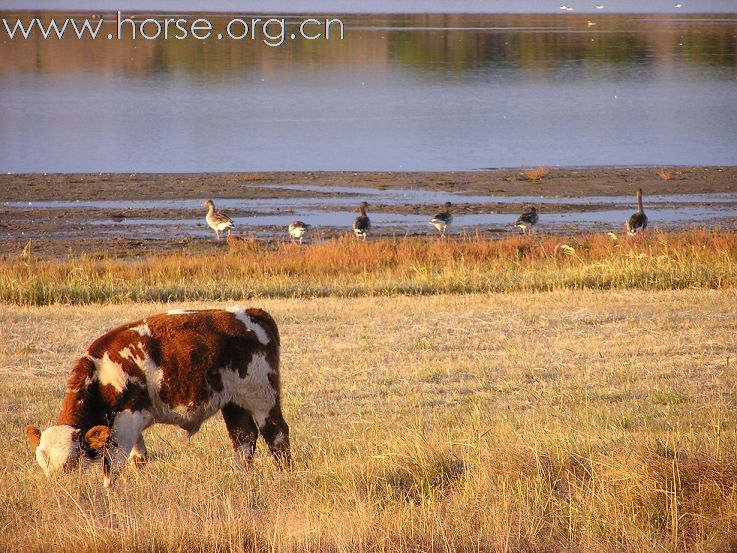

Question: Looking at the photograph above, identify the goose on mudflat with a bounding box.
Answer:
[202,199,234,240]
[626,188,648,236]
[515,206,539,234]
[353,201,371,240]
[288,221,310,244]
[429,202,453,239]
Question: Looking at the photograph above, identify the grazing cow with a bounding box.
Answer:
[25,307,289,487]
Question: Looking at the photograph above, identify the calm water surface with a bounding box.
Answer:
[1,13,736,172]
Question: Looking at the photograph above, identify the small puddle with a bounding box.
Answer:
[90,206,735,234]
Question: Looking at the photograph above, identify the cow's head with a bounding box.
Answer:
[25,424,111,476]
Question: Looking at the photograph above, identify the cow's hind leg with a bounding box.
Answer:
[259,405,291,468]
[222,403,259,469]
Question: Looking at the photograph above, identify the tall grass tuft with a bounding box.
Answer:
[522,166,552,182]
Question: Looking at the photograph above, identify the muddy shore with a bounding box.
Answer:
[3,167,737,201]
[2,167,736,259]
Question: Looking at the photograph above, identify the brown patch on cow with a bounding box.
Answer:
[84,425,111,451]
[143,309,280,410]
[99,383,121,407]
[25,425,41,447]
[57,356,104,429]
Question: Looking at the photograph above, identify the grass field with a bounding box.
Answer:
[2,290,737,552]
[2,231,736,305]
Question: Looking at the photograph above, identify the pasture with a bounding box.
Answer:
[2,290,737,552]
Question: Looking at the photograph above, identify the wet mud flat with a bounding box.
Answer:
[1,167,736,259]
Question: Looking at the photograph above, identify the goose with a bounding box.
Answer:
[515,206,539,234]
[288,221,310,244]
[353,201,371,240]
[626,188,648,235]
[202,199,234,240]
[429,202,453,239]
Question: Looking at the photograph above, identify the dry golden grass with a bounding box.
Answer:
[2,290,737,552]
[1,231,736,305]
[523,167,551,182]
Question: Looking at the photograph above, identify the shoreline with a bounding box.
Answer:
[3,166,737,201]
[2,167,736,259]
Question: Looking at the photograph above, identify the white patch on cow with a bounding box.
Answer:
[226,306,270,345]
[130,323,151,337]
[271,432,287,447]
[234,442,254,469]
[95,352,127,392]
[35,425,80,476]
[109,410,152,470]
[166,309,192,315]
[227,352,277,427]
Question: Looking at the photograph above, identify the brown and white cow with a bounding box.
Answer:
[25,306,290,487]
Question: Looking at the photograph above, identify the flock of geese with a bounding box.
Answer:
[202,188,649,242]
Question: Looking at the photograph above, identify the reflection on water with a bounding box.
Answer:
[4,1,737,12]
[1,13,736,171]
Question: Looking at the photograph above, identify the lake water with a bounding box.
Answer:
[1,12,736,172]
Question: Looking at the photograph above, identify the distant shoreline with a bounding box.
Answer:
[3,166,737,202]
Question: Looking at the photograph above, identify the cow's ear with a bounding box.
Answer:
[25,425,41,448]
[84,425,111,451]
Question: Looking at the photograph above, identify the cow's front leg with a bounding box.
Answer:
[129,434,148,468]
[259,405,291,468]
[222,403,259,469]
[104,410,151,488]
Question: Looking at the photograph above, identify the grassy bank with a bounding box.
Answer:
[2,230,737,305]
[2,291,737,551]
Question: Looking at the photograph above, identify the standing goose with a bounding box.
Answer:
[202,199,234,240]
[288,221,310,244]
[515,206,539,234]
[353,201,371,240]
[429,202,453,239]
[626,188,648,235]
